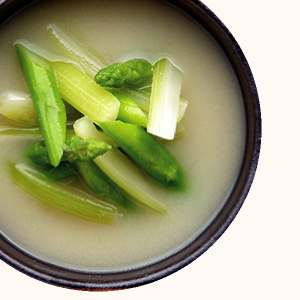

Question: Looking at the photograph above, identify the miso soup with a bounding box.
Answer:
[0,0,246,272]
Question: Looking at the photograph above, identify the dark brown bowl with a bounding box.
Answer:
[0,0,261,290]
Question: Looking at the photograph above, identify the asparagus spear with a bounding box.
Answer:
[26,136,111,166]
[111,91,148,127]
[74,117,167,214]
[15,43,66,167]
[98,120,185,189]
[95,59,153,88]
[38,161,77,181]
[75,160,128,208]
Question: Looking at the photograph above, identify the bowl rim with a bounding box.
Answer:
[0,0,261,291]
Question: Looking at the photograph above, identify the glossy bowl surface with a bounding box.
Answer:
[0,0,261,290]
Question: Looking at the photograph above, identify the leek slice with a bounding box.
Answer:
[0,90,38,126]
[147,58,183,140]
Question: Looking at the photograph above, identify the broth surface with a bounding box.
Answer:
[0,0,246,271]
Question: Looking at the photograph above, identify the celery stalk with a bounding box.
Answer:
[47,24,108,78]
[73,117,167,214]
[147,58,183,140]
[10,163,117,223]
[51,61,120,122]
[0,126,41,136]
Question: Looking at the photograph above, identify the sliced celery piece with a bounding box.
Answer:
[15,43,67,167]
[147,58,183,140]
[51,61,120,122]
[0,126,74,137]
[0,90,38,126]
[0,126,41,136]
[10,163,118,223]
[73,117,167,214]
[47,24,108,78]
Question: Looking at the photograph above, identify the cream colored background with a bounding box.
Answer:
[1,0,299,298]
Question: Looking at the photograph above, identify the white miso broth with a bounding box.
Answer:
[0,0,246,271]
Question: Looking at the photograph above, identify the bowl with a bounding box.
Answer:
[0,0,261,290]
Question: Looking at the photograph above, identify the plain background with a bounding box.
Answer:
[1,0,299,299]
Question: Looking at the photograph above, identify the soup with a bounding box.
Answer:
[0,0,246,272]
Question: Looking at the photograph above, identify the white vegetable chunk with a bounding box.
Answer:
[147,58,183,140]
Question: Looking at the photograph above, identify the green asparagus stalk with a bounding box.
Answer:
[73,117,167,214]
[95,59,153,88]
[15,43,66,167]
[111,91,148,127]
[38,161,76,181]
[27,136,111,166]
[75,160,128,208]
[98,120,185,189]
[10,163,118,223]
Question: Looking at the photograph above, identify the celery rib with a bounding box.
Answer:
[147,58,183,140]
[51,61,120,123]
[47,24,108,78]
[10,163,117,223]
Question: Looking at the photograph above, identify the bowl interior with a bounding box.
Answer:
[0,0,261,290]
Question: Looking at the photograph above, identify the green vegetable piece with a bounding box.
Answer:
[111,91,148,127]
[50,61,120,123]
[10,163,117,223]
[95,59,153,88]
[15,43,66,167]
[38,162,76,181]
[47,24,108,78]
[27,136,111,166]
[74,117,167,214]
[75,160,128,208]
[119,86,188,124]
[147,58,183,140]
[0,90,38,126]
[63,135,111,162]
[98,120,185,189]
